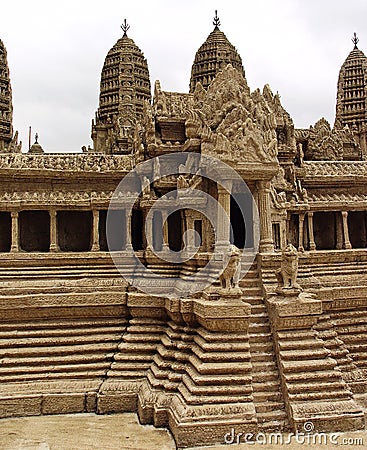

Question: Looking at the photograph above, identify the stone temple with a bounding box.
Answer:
[0,14,367,448]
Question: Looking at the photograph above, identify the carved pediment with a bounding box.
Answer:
[188,65,281,164]
[305,117,360,161]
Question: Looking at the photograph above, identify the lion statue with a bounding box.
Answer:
[275,243,302,294]
[219,245,241,292]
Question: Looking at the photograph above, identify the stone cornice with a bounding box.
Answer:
[0,153,133,176]
[303,161,367,185]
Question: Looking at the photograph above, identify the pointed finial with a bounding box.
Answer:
[213,10,221,30]
[352,32,359,49]
[35,133,38,144]
[121,19,130,37]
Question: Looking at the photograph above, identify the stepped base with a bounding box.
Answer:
[0,380,101,418]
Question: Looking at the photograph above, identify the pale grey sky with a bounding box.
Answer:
[1,0,366,152]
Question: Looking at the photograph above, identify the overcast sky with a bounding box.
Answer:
[1,0,366,153]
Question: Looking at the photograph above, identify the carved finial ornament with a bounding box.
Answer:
[35,133,38,144]
[213,10,221,30]
[121,19,130,37]
[352,32,359,49]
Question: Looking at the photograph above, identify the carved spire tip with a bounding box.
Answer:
[121,19,130,37]
[213,10,221,30]
[352,32,359,49]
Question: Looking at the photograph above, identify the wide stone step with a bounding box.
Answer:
[250,341,274,352]
[280,348,330,361]
[285,369,342,382]
[0,318,125,330]
[282,358,336,373]
[0,363,110,379]
[249,323,270,333]
[252,390,282,403]
[251,352,275,362]
[287,380,347,394]
[288,390,352,402]
[189,356,252,375]
[0,333,122,349]
[255,401,286,413]
[0,342,117,358]
[0,326,124,340]
[278,338,324,351]
[0,352,114,368]
[277,330,316,340]
[192,346,251,363]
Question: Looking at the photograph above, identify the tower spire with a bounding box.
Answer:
[352,32,359,49]
[213,10,221,30]
[121,19,130,37]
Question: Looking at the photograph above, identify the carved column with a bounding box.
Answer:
[217,184,231,247]
[298,213,305,252]
[91,209,100,251]
[125,209,133,251]
[335,212,343,250]
[185,211,196,252]
[307,212,316,250]
[257,181,274,252]
[161,210,169,251]
[10,211,19,252]
[145,212,153,251]
[342,211,352,249]
[49,210,58,252]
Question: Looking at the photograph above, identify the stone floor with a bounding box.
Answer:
[0,413,366,450]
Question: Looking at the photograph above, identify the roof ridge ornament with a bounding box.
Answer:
[352,32,359,49]
[213,10,221,30]
[121,19,130,37]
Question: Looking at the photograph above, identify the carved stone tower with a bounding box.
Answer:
[0,39,13,152]
[91,21,151,154]
[335,33,367,157]
[189,11,245,92]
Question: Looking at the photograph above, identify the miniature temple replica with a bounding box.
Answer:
[0,15,366,448]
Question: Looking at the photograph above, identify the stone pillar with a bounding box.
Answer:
[161,210,169,251]
[257,181,274,252]
[298,213,305,252]
[342,211,352,249]
[10,211,19,252]
[126,209,133,251]
[307,212,316,250]
[91,209,100,251]
[184,211,196,252]
[217,184,231,247]
[144,211,154,251]
[49,210,58,252]
[335,212,343,250]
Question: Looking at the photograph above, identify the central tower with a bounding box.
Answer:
[189,11,245,92]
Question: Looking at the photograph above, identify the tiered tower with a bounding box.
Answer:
[335,33,367,156]
[91,20,151,153]
[189,11,245,92]
[0,39,13,152]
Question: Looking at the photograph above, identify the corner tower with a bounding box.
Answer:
[335,33,367,156]
[189,11,245,93]
[0,39,14,152]
[91,20,151,154]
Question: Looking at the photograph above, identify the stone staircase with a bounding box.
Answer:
[0,257,128,418]
[239,262,289,431]
[274,326,364,430]
[0,318,125,383]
